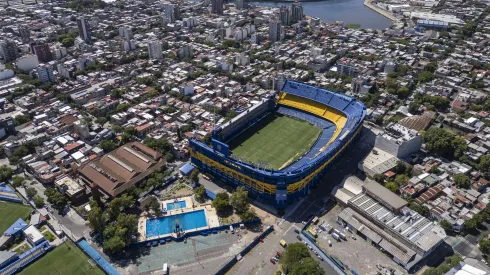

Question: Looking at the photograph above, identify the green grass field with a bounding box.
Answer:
[0,202,32,234]
[19,241,106,275]
[229,113,321,170]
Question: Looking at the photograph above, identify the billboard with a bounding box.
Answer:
[212,139,230,157]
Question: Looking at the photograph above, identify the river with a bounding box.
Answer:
[249,0,393,29]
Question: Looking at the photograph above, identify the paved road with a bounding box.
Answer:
[18,172,90,240]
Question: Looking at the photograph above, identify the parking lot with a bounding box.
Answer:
[316,205,408,275]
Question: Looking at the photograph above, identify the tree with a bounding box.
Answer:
[479,239,490,255]
[230,186,250,214]
[107,195,135,221]
[34,195,45,208]
[12,176,25,187]
[103,236,126,254]
[453,174,470,189]
[240,208,257,221]
[44,188,68,211]
[279,243,312,273]
[100,140,118,152]
[143,137,172,154]
[374,115,383,126]
[194,185,206,202]
[148,196,160,214]
[464,218,478,232]
[424,62,438,73]
[190,169,199,183]
[373,174,386,184]
[423,128,467,159]
[212,192,230,214]
[26,187,37,200]
[395,174,409,187]
[439,220,452,232]
[410,203,429,217]
[96,117,107,125]
[408,102,420,114]
[479,154,490,174]
[385,182,399,193]
[288,256,324,275]
[418,71,435,83]
[88,202,106,234]
[394,161,407,174]
[0,165,13,182]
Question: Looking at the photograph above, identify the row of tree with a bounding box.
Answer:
[212,187,256,221]
[280,243,324,275]
[87,194,138,254]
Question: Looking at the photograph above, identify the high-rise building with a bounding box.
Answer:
[178,44,193,59]
[211,0,224,15]
[148,41,163,60]
[268,20,283,43]
[235,0,247,9]
[18,25,30,42]
[36,64,56,83]
[30,42,53,63]
[163,3,175,23]
[174,5,181,20]
[291,2,304,23]
[279,6,290,26]
[118,27,133,40]
[77,17,91,43]
[0,39,18,62]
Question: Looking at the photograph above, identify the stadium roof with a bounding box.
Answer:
[363,179,408,211]
[4,218,28,236]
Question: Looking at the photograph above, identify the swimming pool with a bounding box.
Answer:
[166,200,186,210]
[146,209,207,237]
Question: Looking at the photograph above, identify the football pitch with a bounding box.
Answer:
[19,241,106,275]
[0,202,32,234]
[229,113,322,170]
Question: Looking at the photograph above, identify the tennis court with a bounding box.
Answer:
[19,241,106,275]
[0,202,32,234]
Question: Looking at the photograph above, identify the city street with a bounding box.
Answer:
[16,172,90,240]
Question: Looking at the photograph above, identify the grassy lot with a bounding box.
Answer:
[229,113,321,170]
[0,202,32,234]
[19,241,106,275]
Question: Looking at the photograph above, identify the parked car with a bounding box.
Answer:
[270,258,275,264]
[294,229,300,234]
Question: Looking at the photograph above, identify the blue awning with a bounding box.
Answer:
[179,163,195,175]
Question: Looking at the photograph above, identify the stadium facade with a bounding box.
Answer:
[189,80,366,208]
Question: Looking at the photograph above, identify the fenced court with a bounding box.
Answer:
[19,241,106,275]
[0,202,32,234]
[229,113,322,170]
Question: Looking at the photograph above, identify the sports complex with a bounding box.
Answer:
[189,80,366,207]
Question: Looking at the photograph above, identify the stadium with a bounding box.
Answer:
[189,80,366,208]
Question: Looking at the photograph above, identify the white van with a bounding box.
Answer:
[230,225,234,234]
[163,263,168,275]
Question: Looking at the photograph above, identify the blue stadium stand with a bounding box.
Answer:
[0,241,51,275]
[3,218,28,236]
[0,185,22,203]
[77,240,120,275]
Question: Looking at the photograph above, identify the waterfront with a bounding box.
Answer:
[250,0,393,29]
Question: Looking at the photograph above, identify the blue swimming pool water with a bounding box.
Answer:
[166,200,186,210]
[146,210,207,237]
